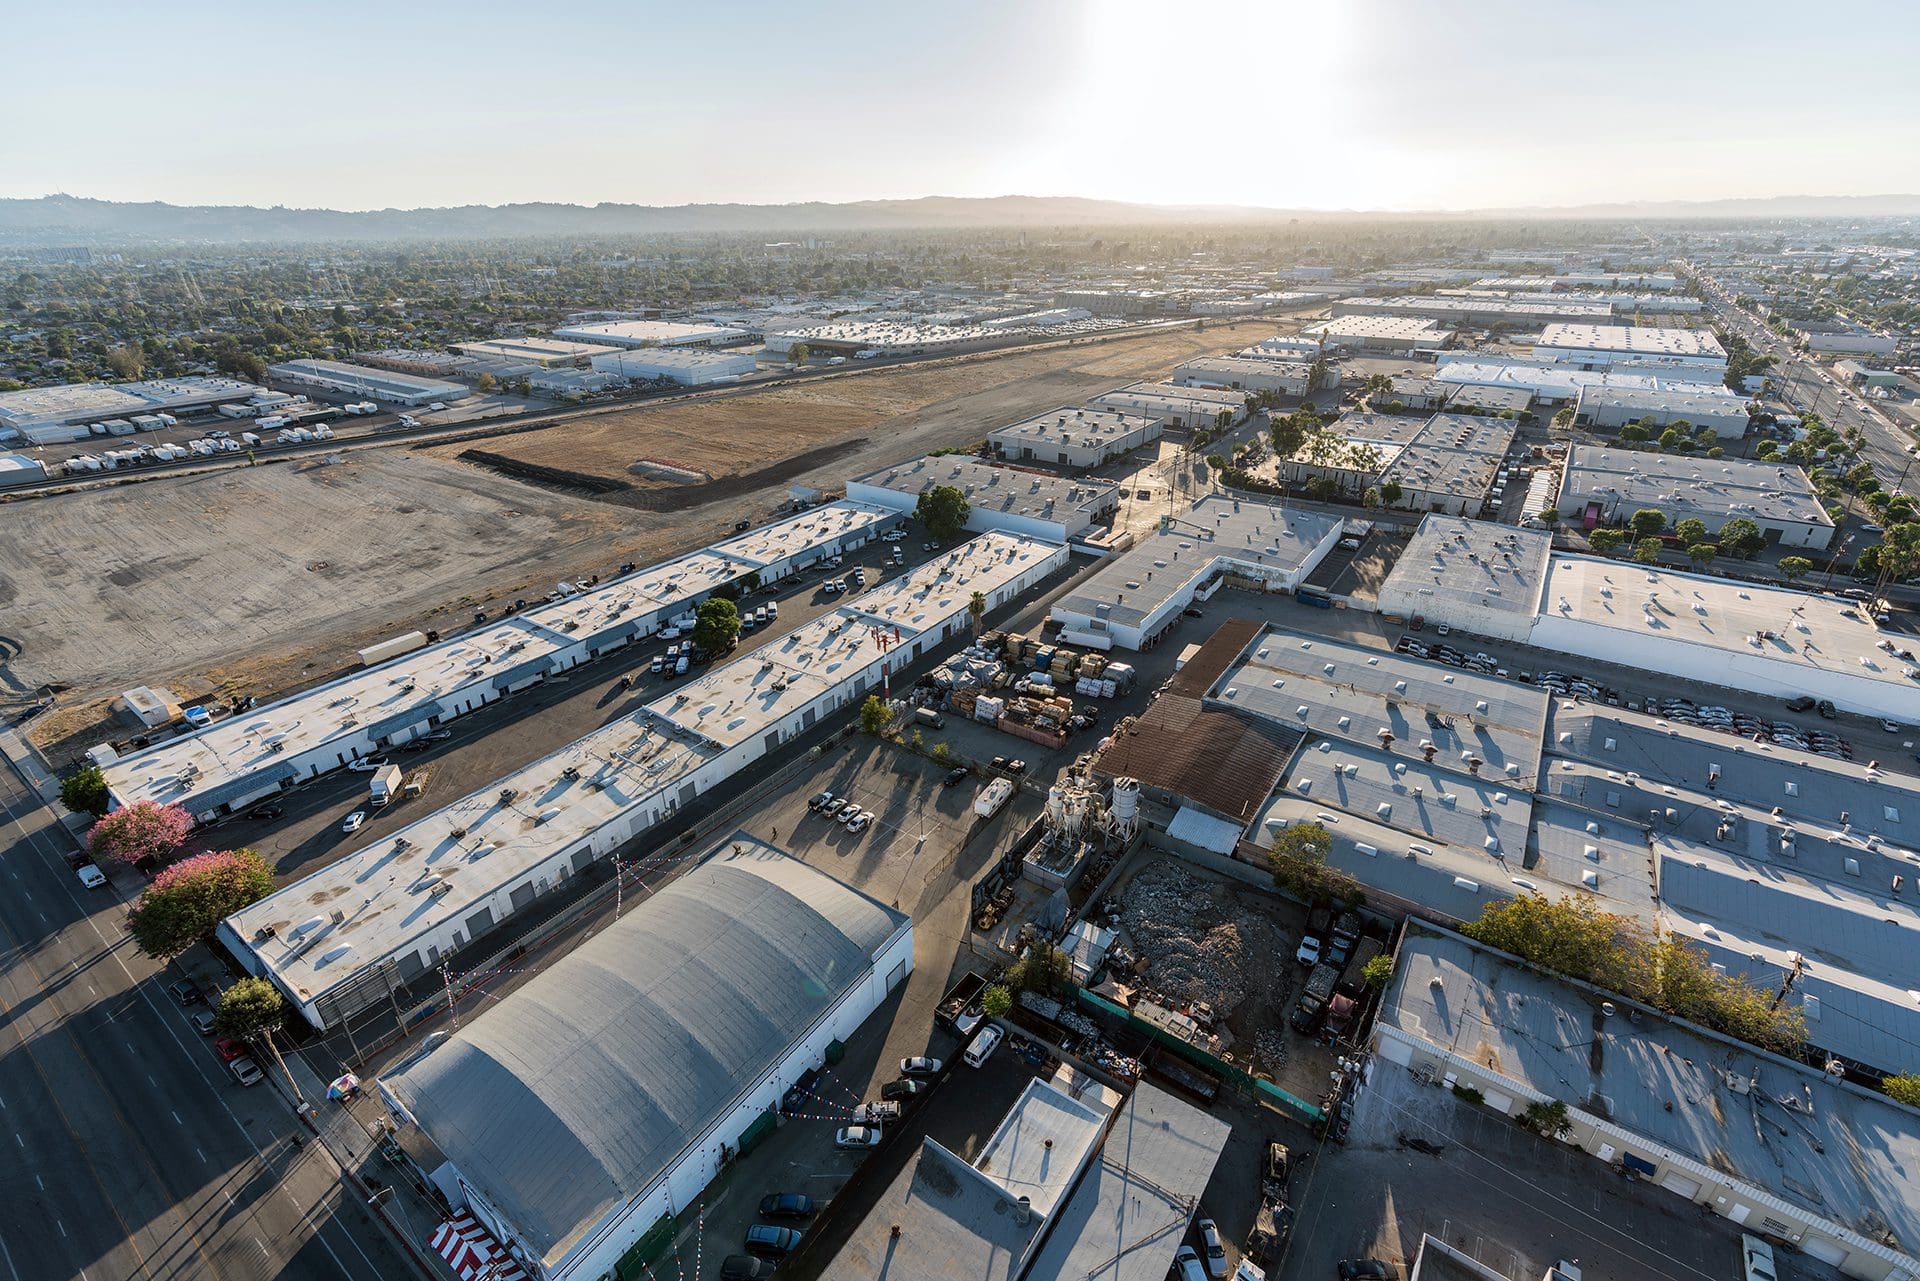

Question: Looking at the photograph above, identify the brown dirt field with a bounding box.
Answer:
[427,317,1292,493]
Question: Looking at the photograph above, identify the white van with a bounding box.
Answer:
[963,1024,1004,1067]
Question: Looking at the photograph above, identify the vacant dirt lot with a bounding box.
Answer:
[431,317,1289,496]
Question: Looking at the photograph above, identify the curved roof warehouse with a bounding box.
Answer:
[379,837,912,1281]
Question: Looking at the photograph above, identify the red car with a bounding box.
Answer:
[214,1037,247,1062]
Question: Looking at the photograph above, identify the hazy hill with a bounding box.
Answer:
[3,191,1918,244]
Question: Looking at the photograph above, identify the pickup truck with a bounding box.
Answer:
[1295,905,1333,966]
[936,972,988,1037]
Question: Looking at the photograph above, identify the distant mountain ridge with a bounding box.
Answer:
[3,191,1918,244]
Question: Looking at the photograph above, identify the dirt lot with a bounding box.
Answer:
[6,451,695,753]
[430,317,1291,498]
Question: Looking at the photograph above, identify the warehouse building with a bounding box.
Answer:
[1053,288,1167,317]
[1088,381,1248,431]
[1376,926,1920,1281]
[104,502,898,821]
[848,455,1119,543]
[1332,294,1613,329]
[551,319,756,349]
[1434,356,1727,406]
[1442,383,1534,417]
[1379,414,1517,517]
[986,405,1161,470]
[1171,355,1322,397]
[0,375,267,443]
[588,348,758,386]
[219,532,1066,1029]
[0,452,48,487]
[379,838,913,1281]
[1382,375,1454,412]
[1558,446,1832,547]
[269,359,471,406]
[1276,411,1428,498]
[1533,324,1727,370]
[451,337,620,367]
[1305,315,1451,355]
[1530,555,1910,718]
[1050,496,1342,649]
[1246,334,1324,359]
[1375,516,1552,642]
[1574,383,1751,438]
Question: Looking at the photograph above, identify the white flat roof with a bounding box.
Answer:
[1310,316,1449,341]
[270,360,469,396]
[1560,446,1831,529]
[1537,556,1903,689]
[451,337,621,361]
[105,503,893,811]
[1574,384,1750,416]
[551,320,753,347]
[1053,496,1340,633]
[1536,324,1725,360]
[1381,516,1552,622]
[1091,381,1246,411]
[224,532,1059,1007]
[851,456,1116,527]
[986,405,1159,446]
[1176,356,1313,378]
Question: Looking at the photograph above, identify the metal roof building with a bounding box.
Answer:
[1557,446,1833,546]
[1375,516,1553,642]
[848,455,1120,543]
[1533,324,1727,370]
[550,320,756,349]
[987,406,1162,471]
[268,359,471,406]
[380,838,912,1281]
[1574,383,1752,439]
[1088,381,1249,431]
[1375,926,1920,1281]
[451,337,621,367]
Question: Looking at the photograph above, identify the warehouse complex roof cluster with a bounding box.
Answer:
[551,319,755,348]
[1558,445,1833,541]
[847,455,1120,542]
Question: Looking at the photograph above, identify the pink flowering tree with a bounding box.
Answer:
[87,800,192,866]
[128,848,275,960]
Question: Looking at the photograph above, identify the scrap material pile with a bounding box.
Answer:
[927,629,1126,743]
[1117,857,1284,1021]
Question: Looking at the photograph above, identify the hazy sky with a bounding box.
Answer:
[7,0,1919,212]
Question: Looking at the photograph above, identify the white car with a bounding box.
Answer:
[347,756,389,772]
[1197,1219,1228,1279]
[341,811,367,834]
[76,863,108,890]
[834,1125,883,1150]
[963,1023,1004,1067]
[844,809,873,833]
[1174,1246,1207,1281]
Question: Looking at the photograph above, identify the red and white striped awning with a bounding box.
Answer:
[429,1211,531,1281]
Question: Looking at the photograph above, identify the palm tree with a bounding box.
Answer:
[968,590,987,639]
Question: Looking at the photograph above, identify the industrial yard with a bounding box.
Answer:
[431,315,1287,496]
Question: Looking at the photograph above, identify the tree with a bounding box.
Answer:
[1361,486,1381,510]
[1777,556,1813,583]
[59,765,111,818]
[126,848,275,959]
[1009,943,1072,995]
[1884,1073,1920,1108]
[1618,423,1649,443]
[1628,508,1668,539]
[968,590,987,639]
[1305,477,1340,502]
[104,344,144,380]
[690,597,741,656]
[213,977,286,1042]
[476,373,498,393]
[914,484,971,541]
[857,694,891,736]
[1878,522,1920,583]
[1535,507,1560,525]
[1687,542,1718,568]
[981,984,1012,1019]
[1588,528,1626,555]
[1674,518,1709,546]
[788,342,810,365]
[1379,480,1402,506]
[1361,954,1394,990]
[1717,517,1765,560]
[1521,1099,1573,1139]
[88,800,191,866]
[1632,537,1664,565]
[1268,823,1361,906]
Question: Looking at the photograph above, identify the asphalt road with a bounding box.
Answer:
[0,759,413,1281]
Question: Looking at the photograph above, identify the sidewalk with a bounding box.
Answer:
[278,1051,452,1281]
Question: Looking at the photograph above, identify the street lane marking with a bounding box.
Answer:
[196,1147,206,1164]
[171,1110,182,1126]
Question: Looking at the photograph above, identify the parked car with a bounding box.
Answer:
[942,767,969,788]
[347,755,390,772]
[213,1037,247,1062]
[183,705,213,728]
[248,805,285,820]
[720,1256,776,1280]
[844,809,873,834]
[1338,1262,1393,1281]
[834,1126,883,1150]
[1173,1246,1207,1281]
[963,1024,1004,1067]
[900,1056,943,1077]
[734,520,752,532]
[809,791,835,812]
[757,1193,815,1219]
[1263,1141,1292,1192]
[168,979,203,1007]
[1784,695,1816,712]
[76,863,108,890]
[880,1078,925,1102]
[341,811,366,834]
[743,1224,802,1257]
[228,1056,264,1087]
[1182,607,1205,619]
[1197,1219,1228,1279]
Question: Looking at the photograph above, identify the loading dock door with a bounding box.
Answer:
[1660,1171,1702,1199]
[1621,1152,1658,1177]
